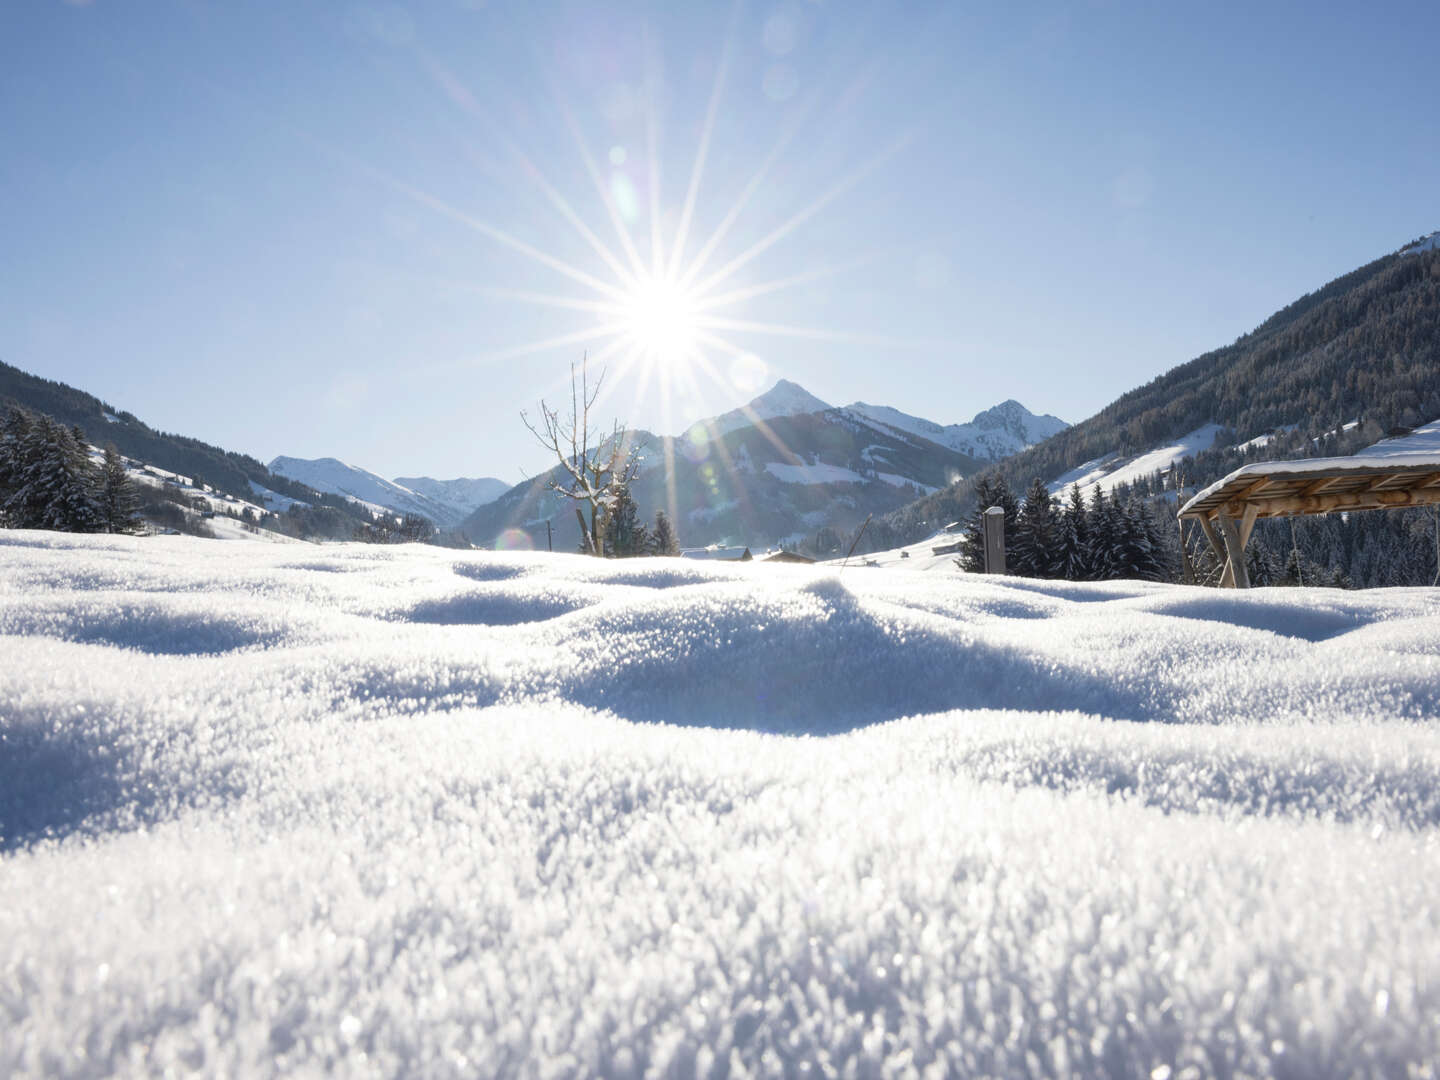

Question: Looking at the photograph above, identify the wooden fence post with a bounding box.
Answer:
[983,506,1006,574]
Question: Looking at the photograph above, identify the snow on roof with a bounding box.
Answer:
[679,544,752,560]
[1180,418,1440,519]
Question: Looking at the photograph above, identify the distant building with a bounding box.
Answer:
[763,550,814,564]
[680,545,753,562]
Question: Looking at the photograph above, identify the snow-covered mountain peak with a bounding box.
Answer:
[684,379,832,439]
[840,399,1068,462]
[753,379,832,417]
[967,399,1069,444]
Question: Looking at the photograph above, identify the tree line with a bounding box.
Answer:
[1,406,141,534]
[959,475,1176,582]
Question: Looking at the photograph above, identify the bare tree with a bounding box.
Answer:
[521,354,642,556]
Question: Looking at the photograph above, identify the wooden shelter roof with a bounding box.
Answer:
[1175,455,1440,521]
[1179,454,1440,521]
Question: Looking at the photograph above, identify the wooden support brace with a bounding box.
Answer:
[1239,502,1260,549]
[1196,516,1225,562]
[1216,512,1251,589]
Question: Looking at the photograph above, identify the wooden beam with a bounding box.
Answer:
[1216,512,1251,588]
[1196,516,1225,562]
[1235,476,1274,500]
[1239,502,1260,548]
[1298,476,1343,497]
[1243,487,1440,517]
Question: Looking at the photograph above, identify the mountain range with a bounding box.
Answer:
[458,385,1068,552]
[266,457,507,529]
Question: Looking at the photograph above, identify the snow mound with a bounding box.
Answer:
[3,531,1440,1077]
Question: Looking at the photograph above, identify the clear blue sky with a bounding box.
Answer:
[4,1,1438,482]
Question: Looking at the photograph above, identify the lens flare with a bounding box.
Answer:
[494,528,534,551]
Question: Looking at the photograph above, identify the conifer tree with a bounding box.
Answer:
[649,509,679,555]
[99,445,142,534]
[1086,485,1120,580]
[1114,496,1154,580]
[602,484,648,557]
[1011,477,1055,578]
[5,414,101,531]
[1054,485,1090,580]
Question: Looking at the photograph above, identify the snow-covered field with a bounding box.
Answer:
[3,531,1439,1078]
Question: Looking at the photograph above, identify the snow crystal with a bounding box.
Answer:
[2,531,1439,1077]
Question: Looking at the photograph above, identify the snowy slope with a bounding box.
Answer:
[1401,229,1440,255]
[269,456,463,527]
[845,398,1068,461]
[1049,422,1226,496]
[392,475,509,515]
[78,444,303,543]
[4,531,1440,1077]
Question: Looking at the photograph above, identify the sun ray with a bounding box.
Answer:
[695,316,940,349]
[377,171,633,304]
[642,23,666,278]
[417,322,633,380]
[506,145,642,294]
[691,331,808,467]
[411,53,642,296]
[677,347,772,530]
[554,95,649,280]
[690,132,913,297]
[666,0,740,282]
[457,285,623,316]
[692,253,880,312]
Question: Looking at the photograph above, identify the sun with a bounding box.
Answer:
[619,274,702,364]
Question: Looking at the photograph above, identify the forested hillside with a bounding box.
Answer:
[0,361,367,522]
[856,242,1440,584]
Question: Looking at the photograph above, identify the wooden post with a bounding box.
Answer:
[546,519,553,552]
[1178,518,1196,585]
[982,506,1006,574]
[1216,512,1251,589]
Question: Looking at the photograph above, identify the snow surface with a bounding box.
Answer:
[4,531,1440,1077]
[1051,423,1226,496]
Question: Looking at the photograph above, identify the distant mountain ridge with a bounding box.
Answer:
[394,475,509,516]
[267,457,506,528]
[463,380,1068,554]
[841,399,1068,462]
